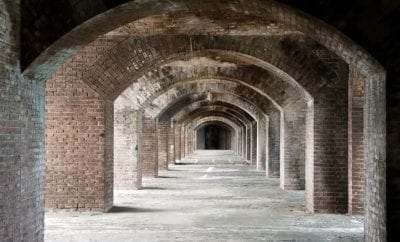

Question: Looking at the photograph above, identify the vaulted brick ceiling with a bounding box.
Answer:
[2,0,392,240]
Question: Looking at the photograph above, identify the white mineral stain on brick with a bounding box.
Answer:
[163,57,237,69]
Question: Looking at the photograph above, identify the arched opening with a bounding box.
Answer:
[197,124,232,150]
[0,1,390,241]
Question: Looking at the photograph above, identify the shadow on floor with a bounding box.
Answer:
[107,206,163,213]
[140,186,167,190]
[175,162,197,165]
[156,176,178,179]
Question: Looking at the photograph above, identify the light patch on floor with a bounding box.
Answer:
[45,151,363,241]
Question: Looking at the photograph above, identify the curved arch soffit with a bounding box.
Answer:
[169,102,255,125]
[190,117,240,135]
[141,79,279,119]
[129,70,287,116]
[182,110,246,130]
[178,108,249,128]
[23,0,384,82]
[150,89,268,122]
[101,48,312,103]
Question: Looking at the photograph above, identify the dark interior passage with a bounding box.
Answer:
[197,124,231,150]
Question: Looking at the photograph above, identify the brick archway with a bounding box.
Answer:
[0,1,386,240]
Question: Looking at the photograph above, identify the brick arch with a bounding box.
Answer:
[169,99,265,166]
[192,120,238,135]
[83,35,331,101]
[139,108,246,174]
[160,94,266,170]
[192,119,239,152]
[0,1,44,241]
[43,36,346,216]
[75,41,336,195]
[119,60,303,173]
[150,80,282,171]
[46,38,328,211]
[171,102,255,126]
[171,103,253,129]
[181,109,247,132]
[186,115,243,151]
[193,120,237,138]
[59,34,361,216]
[142,80,278,119]
[140,80,279,172]
[82,36,335,199]
[176,108,259,168]
[180,109,253,162]
[22,0,383,80]
[184,112,245,136]
[175,108,248,143]
[159,103,253,169]
[114,87,266,186]
[13,1,385,240]
[137,77,305,189]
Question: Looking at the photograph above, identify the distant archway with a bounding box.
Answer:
[197,124,232,150]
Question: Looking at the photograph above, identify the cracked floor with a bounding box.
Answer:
[45,150,363,241]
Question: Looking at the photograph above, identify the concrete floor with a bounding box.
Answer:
[45,150,363,241]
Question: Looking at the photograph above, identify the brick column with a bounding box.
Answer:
[307,87,349,213]
[246,125,251,162]
[138,114,157,177]
[231,129,236,152]
[348,69,365,214]
[191,125,196,153]
[281,106,307,190]
[175,123,182,163]
[167,120,175,164]
[180,125,185,159]
[185,125,192,155]
[1,2,46,240]
[46,71,113,211]
[267,111,281,177]
[104,101,114,210]
[114,101,141,190]
[251,121,257,165]
[242,127,246,159]
[191,127,196,153]
[237,129,242,155]
[157,119,169,170]
[257,116,268,171]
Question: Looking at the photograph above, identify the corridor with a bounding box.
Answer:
[45,151,363,241]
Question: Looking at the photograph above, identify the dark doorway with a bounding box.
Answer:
[197,124,231,150]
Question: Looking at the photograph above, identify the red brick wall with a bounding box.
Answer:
[0,1,46,240]
[43,36,119,212]
[174,123,182,162]
[241,127,246,159]
[45,63,111,211]
[281,104,307,190]
[139,115,157,176]
[267,111,281,177]
[157,119,169,170]
[237,129,243,155]
[114,98,141,190]
[246,125,251,161]
[311,88,349,214]
[104,100,114,211]
[251,122,257,165]
[257,116,268,171]
[186,125,194,154]
[348,69,365,214]
[180,125,185,160]
[3,2,388,241]
[168,121,175,164]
